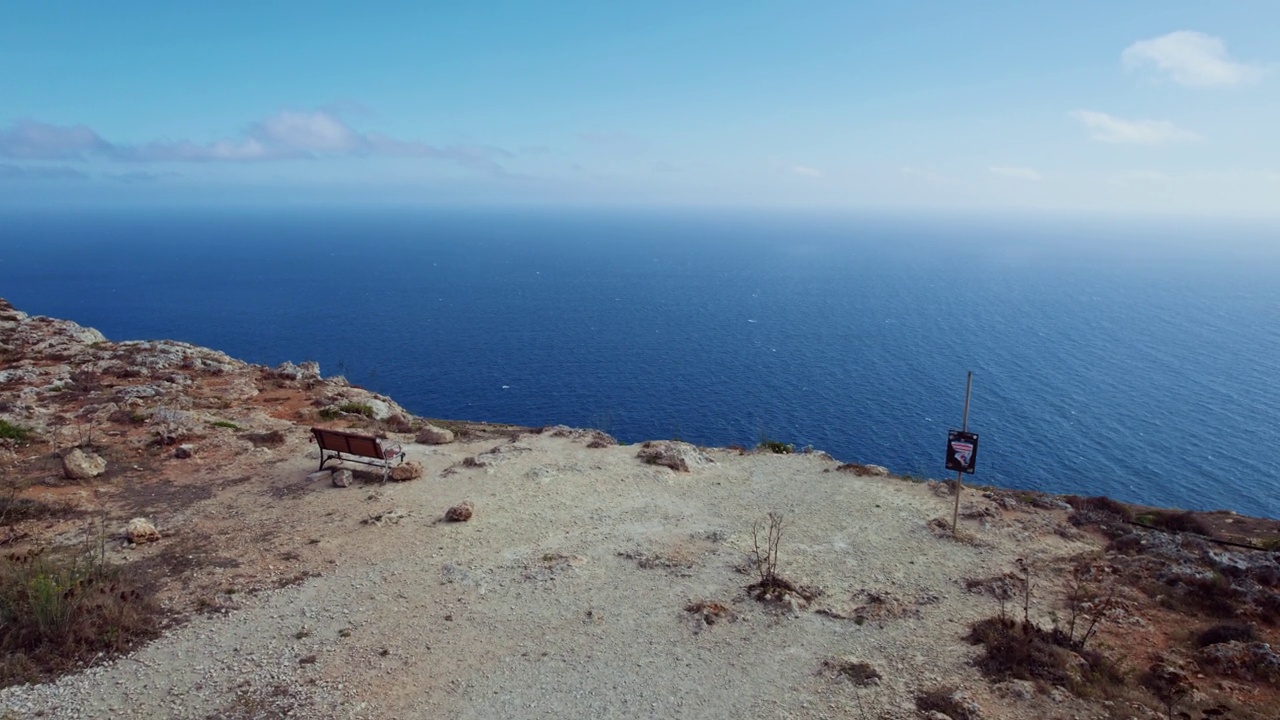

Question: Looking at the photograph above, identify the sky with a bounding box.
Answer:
[1,1,1278,216]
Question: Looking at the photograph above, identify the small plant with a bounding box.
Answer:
[210,420,242,431]
[0,420,32,442]
[757,440,794,455]
[337,402,374,418]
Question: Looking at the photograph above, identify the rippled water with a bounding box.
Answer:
[3,209,1278,516]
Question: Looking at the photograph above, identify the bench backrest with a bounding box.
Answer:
[312,427,383,459]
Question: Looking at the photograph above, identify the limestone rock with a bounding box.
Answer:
[390,461,423,482]
[271,361,305,380]
[63,447,107,479]
[174,444,196,459]
[365,398,393,421]
[306,469,333,483]
[332,469,353,488]
[386,413,413,433]
[1197,641,1280,681]
[835,463,890,477]
[445,501,474,522]
[635,441,714,473]
[415,425,455,445]
[126,517,160,544]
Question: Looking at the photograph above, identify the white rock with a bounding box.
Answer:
[333,469,353,488]
[126,517,161,543]
[63,447,107,479]
[415,424,455,445]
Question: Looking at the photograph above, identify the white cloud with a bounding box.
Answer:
[988,166,1042,181]
[790,165,823,178]
[0,110,514,173]
[1122,31,1263,87]
[1071,110,1199,145]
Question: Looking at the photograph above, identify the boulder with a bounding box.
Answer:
[173,444,196,459]
[126,517,160,544]
[386,413,413,433]
[306,469,333,483]
[63,447,107,479]
[416,425,455,445]
[332,469,353,488]
[390,461,423,482]
[445,501,474,522]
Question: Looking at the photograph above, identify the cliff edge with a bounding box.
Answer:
[1,298,1279,720]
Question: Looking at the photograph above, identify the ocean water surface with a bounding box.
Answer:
[2,209,1278,517]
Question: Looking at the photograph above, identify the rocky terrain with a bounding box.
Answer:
[2,297,1280,720]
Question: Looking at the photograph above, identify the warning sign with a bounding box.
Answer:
[945,430,979,474]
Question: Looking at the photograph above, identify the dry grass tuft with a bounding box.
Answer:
[0,539,162,687]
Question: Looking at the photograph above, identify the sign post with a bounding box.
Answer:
[947,371,976,535]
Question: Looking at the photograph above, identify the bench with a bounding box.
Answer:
[311,427,405,482]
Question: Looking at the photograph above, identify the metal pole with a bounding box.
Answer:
[951,370,973,535]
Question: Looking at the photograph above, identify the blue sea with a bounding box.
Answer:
[2,209,1279,517]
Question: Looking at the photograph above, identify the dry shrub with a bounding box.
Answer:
[915,686,978,720]
[966,617,1126,696]
[822,658,881,686]
[636,442,688,472]
[685,600,738,626]
[745,512,816,603]
[1146,510,1211,536]
[1157,571,1243,619]
[0,542,161,687]
[1195,623,1259,648]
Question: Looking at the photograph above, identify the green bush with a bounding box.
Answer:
[337,402,374,418]
[757,440,794,455]
[0,420,32,442]
[210,420,242,431]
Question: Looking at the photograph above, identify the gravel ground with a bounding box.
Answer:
[1,433,1096,720]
